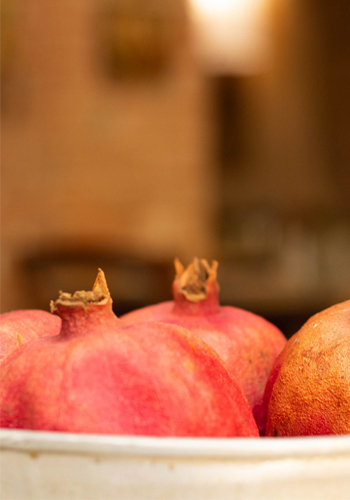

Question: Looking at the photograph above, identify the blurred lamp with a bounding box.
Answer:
[188,0,271,74]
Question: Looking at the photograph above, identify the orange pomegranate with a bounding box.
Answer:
[265,300,350,436]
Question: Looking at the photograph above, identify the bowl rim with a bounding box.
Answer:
[1,429,350,459]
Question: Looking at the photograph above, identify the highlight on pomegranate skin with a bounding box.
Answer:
[0,269,259,438]
[265,300,350,437]
[121,257,287,435]
[0,309,61,365]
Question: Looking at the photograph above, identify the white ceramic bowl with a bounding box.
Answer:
[1,429,350,500]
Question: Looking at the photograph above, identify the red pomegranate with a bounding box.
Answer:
[0,269,258,437]
[0,309,61,364]
[121,258,287,434]
[265,300,350,436]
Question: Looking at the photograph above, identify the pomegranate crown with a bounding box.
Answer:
[174,257,219,303]
[50,268,112,313]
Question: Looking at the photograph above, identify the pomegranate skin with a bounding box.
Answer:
[266,300,350,436]
[0,309,61,364]
[121,258,286,435]
[0,270,258,437]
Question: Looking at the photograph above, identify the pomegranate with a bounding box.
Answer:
[259,332,300,436]
[121,258,287,434]
[0,269,258,437]
[266,300,350,436]
[0,309,61,364]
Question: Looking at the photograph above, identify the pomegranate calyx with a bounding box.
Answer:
[174,257,219,303]
[50,269,112,313]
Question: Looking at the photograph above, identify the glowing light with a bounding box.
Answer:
[188,0,271,74]
[190,0,264,17]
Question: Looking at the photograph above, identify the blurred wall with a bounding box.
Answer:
[2,0,350,334]
[1,0,218,312]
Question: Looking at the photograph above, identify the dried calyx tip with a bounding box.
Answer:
[93,268,110,297]
[174,257,218,302]
[50,269,111,313]
[174,257,185,277]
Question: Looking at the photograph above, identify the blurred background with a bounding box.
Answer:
[2,0,350,337]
